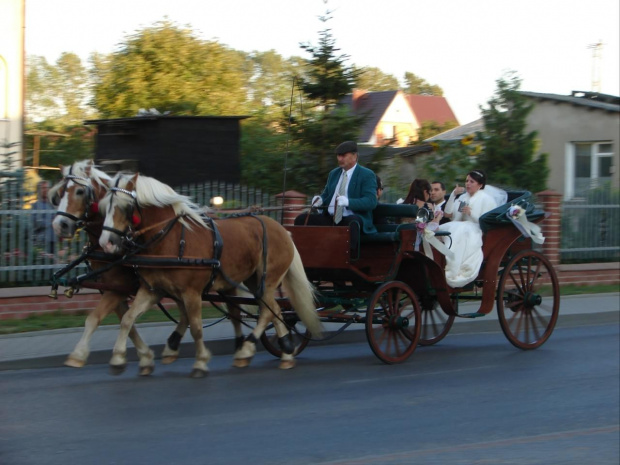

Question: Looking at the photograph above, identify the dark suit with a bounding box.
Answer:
[435,200,450,225]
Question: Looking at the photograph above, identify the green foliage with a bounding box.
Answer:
[355,66,400,91]
[478,72,549,192]
[299,10,359,108]
[240,115,298,194]
[288,107,366,194]
[92,20,248,118]
[421,136,481,187]
[403,72,443,96]
[23,123,95,178]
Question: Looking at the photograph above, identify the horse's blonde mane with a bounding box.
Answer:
[48,160,111,202]
[68,160,111,189]
[103,173,208,229]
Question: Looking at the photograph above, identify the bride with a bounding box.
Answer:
[435,170,505,288]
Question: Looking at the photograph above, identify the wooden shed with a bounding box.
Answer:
[85,115,248,186]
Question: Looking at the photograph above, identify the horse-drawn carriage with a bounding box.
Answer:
[285,194,559,364]
[49,161,559,375]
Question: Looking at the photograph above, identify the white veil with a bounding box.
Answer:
[484,185,507,207]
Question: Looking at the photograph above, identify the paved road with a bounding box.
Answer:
[1,293,618,371]
[0,321,618,465]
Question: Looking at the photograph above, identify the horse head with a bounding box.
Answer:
[51,160,111,238]
[99,173,141,254]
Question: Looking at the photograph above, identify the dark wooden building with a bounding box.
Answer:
[85,116,247,186]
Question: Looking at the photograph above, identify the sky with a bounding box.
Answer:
[24,0,620,124]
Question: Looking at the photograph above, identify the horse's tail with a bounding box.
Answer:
[281,245,323,338]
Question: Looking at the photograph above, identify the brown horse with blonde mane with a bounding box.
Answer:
[49,160,160,374]
[98,172,322,377]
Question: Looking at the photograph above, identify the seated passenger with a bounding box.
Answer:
[430,181,450,225]
[373,175,393,225]
[399,178,434,223]
[439,169,505,287]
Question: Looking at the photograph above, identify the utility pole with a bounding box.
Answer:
[587,41,603,93]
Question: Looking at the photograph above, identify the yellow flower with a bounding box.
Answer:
[470,145,482,156]
[430,142,440,151]
[461,134,474,146]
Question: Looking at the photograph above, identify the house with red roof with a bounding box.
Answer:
[338,89,459,148]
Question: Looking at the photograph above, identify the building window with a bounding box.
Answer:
[572,141,614,197]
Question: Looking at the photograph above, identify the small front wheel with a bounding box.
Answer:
[497,250,560,349]
[365,281,421,364]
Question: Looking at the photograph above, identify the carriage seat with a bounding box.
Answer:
[363,203,420,243]
[479,190,546,233]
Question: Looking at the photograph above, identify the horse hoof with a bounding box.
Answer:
[109,364,127,376]
[189,368,208,378]
[232,358,252,368]
[64,357,86,368]
[279,359,296,370]
[139,365,155,377]
[160,356,178,365]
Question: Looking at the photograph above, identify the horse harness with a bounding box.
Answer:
[100,184,270,301]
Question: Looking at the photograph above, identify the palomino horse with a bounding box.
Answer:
[98,172,322,377]
[49,160,156,374]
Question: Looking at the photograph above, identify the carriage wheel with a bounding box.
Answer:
[365,281,421,364]
[497,250,560,350]
[259,314,310,358]
[419,298,456,346]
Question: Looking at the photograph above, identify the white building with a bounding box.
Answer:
[0,0,25,170]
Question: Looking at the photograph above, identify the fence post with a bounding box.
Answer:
[537,190,562,266]
[275,191,307,226]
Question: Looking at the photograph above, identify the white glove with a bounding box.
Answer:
[311,195,323,207]
[444,190,457,214]
[396,198,404,204]
[336,195,349,207]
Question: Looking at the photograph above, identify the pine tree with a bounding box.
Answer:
[479,73,549,192]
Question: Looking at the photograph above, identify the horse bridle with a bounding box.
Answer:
[54,166,97,225]
[101,176,142,240]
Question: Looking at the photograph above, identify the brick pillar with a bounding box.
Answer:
[275,190,308,226]
[536,190,562,266]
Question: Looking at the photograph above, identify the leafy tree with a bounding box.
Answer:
[403,72,443,96]
[25,55,59,123]
[92,20,248,118]
[26,53,93,125]
[478,72,549,192]
[355,66,400,91]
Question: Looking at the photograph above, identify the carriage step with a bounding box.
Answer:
[456,312,486,319]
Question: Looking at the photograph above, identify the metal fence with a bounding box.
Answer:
[560,185,620,263]
[3,173,619,285]
[0,177,282,287]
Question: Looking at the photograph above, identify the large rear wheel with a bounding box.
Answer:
[497,250,560,349]
[365,281,421,364]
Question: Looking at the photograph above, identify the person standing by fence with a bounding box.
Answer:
[31,180,56,255]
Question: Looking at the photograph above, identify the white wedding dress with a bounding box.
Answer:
[439,187,504,288]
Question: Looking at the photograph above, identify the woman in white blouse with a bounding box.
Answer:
[436,170,505,288]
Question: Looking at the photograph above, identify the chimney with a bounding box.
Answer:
[352,89,368,111]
